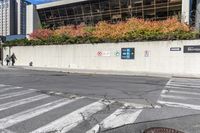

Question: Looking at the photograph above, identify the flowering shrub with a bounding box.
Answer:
[4,18,199,46]
[29,29,54,40]
[160,18,190,33]
[54,24,92,37]
[92,21,130,41]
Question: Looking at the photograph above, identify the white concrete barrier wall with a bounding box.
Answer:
[3,40,200,75]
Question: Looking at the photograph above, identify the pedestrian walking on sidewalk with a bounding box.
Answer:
[10,53,17,66]
[5,55,10,66]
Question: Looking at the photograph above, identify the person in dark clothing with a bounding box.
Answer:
[10,53,17,66]
[5,55,10,66]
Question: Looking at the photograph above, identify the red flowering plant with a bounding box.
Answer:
[29,29,54,40]
[54,24,91,38]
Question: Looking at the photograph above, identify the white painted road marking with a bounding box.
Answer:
[0,97,82,129]
[167,83,200,89]
[158,78,200,110]
[0,87,23,93]
[86,108,142,133]
[0,129,16,133]
[168,90,200,96]
[160,94,200,100]
[157,100,200,110]
[165,85,200,92]
[0,94,50,111]
[0,84,145,133]
[0,89,36,100]
[0,84,10,87]
[31,100,113,133]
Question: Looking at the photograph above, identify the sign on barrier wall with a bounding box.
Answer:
[121,48,135,59]
[184,45,200,53]
[170,47,181,51]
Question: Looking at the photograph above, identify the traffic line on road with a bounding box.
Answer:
[31,100,113,133]
[86,108,142,133]
[165,85,200,92]
[167,83,200,89]
[161,89,169,94]
[157,100,200,110]
[166,78,200,88]
[171,78,200,82]
[0,97,83,129]
[0,84,10,87]
[168,90,200,96]
[0,87,23,93]
[0,89,36,100]
[166,78,173,86]
[160,94,200,100]
[0,129,16,133]
[169,81,200,86]
[0,94,50,112]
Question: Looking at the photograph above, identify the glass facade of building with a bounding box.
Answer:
[37,0,182,27]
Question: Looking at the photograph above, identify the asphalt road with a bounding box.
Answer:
[0,67,199,133]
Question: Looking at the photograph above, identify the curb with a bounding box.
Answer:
[2,66,200,79]
[13,66,200,79]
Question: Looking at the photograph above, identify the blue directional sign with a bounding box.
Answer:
[121,48,135,59]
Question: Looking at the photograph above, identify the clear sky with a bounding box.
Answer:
[27,0,56,4]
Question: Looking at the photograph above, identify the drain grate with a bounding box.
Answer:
[144,127,184,133]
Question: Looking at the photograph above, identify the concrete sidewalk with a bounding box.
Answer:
[1,65,200,79]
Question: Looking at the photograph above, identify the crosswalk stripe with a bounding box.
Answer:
[31,100,113,133]
[86,108,142,133]
[161,90,168,94]
[168,90,200,96]
[0,89,36,100]
[157,100,200,110]
[0,94,50,112]
[172,78,200,82]
[170,81,200,86]
[165,85,200,92]
[166,79,173,86]
[0,97,83,129]
[160,94,200,100]
[0,129,16,133]
[167,83,200,89]
[0,87,23,93]
[158,78,200,110]
[0,84,10,87]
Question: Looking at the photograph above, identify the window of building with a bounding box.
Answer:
[74,5,83,16]
[52,9,59,18]
[59,8,67,17]
[110,0,120,11]
[100,1,110,12]
[38,11,46,20]
[67,7,74,17]
[38,0,182,27]
[45,10,52,19]
[83,4,91,14]
[91,2,100,14]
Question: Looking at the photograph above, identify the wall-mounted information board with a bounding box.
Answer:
[121,48,135,59]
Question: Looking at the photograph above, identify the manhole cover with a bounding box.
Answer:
[144,127,184,133]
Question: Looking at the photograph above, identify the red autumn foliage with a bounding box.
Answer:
[54,24,89,37]
[29,18,193,41]
[29,29,54,40]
